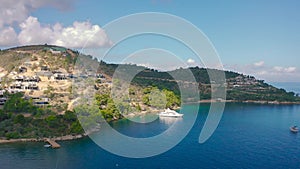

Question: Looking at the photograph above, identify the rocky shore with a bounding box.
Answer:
[0,134,86,144]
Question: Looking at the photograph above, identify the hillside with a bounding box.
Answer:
[97,62,300,103]
[0,45,299,140]
[0,45,179,139]
[1,44,299,109]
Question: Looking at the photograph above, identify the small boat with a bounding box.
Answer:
[158,108,183,118]
[44,144,51,148]
[290,126,299,133]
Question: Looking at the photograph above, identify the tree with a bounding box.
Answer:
[70,121,84,134]
[95,94,110,106]
[46,115,59,128]
[0,110,9,121]
[63,110,77,122]
[163,89,180,108]
[14,114,25,125]
[5,132,20,139]
[3,92,38,114]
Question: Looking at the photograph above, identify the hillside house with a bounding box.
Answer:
[50,48,62,54]
[14,75,40,82]
[18,66,27,73]
[14,75,24,82]
[24,83,39,90]
[68,74,76,78]
[36,71,53,77]
[7,88,22,94]
[52,70,63,74]
[96,74,105,79]
[34,98,50,106]
[233,85,240,88]
[10,82,22,89]
[24,76,40,82]
[41,65,50,71]
[0,98,7,105]
[25,96,50,106]
[53,73,67,80]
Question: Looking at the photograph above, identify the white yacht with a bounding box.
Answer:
[158,108,183,118]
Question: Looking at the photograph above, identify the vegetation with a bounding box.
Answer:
[93,85,180,122]
[0,93,84,139]
[0,50,30,72]
[1,44,300,141]
[142,86,180,109]
[98,61,300,102]
[227,87,299,102]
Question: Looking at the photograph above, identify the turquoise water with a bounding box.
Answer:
[1,103,300,169]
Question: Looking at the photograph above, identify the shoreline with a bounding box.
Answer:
[195,99,300,105]
[1,100,300,144]
[0,134,87,144]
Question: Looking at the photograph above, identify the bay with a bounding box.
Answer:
[1,103,300,169]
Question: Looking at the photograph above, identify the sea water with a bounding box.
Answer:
[1,103,300,169]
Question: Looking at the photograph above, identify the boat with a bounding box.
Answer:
[290,126,299,133]
[159,116,183,124]
[44,144,51,148]
[158,108,183,118]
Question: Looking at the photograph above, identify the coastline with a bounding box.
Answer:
[1,99,300,144]
[0,134,86,144]
[197,99,300,105]
[0,108,167,144]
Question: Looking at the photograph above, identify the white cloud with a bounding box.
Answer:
[286,67,297,73]
[254,61,264,67]
[225,62,299,82]
[273,66,296,73]
[187,58,195,64]
[0,1,30,28]
[273,66,283,72]
[0,27,18,46]
[17,16,111,48]
[18,16,54,45]
[53,21,112,48]
[0,0,74,28]
[257,71,268,75]
[0,0,111,48]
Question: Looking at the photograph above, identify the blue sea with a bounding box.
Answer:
[1,102,300,169]
[1,81,300,169]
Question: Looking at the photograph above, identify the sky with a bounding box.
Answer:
[0,0,300,82]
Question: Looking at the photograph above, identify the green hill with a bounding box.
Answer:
[0,45,299,140]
